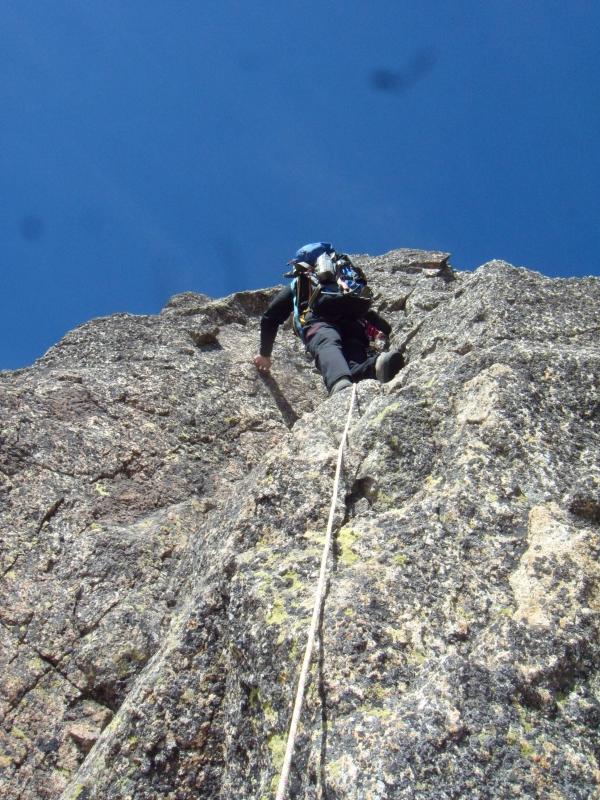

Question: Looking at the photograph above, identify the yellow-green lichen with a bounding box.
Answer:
[93,482,110,496]
[288,638,299,662]
[555,690,568,706]
[267,598,288,627]
[327,757,345,780]
[248,687,260,708]
[519,739,536,759]
[255,570,274,596]
[496,606,514,619]
[54,767,72,778]
[375,491,397,509]
[304,528,326,548]
[306,470,322,481]
[407,648,427,666]
[281,570,302,592]
[370,401,402,427]
[506,727,519,745]
[115,649,147,677]
[268,734,287,793]
[181,688,196,703]
[455,605,474,624]
[368,684,387,701]
[387,626,408,644]
[513,701,534,733]
[361,704,392,719]
[263,702,278,727]
[338,526,359,566]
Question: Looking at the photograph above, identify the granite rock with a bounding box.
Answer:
[0,250,598,799]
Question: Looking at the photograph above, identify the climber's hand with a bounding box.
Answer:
[253,355,272,373]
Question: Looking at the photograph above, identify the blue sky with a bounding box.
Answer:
[1,1,599,369]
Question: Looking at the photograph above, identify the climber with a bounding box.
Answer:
[253,242,403,395]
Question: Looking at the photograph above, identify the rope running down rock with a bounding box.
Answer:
[274,383,357,800]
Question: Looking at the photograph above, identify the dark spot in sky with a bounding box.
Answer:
[370,49,436,94]
[371,70,400,91]
[19,214,45,242]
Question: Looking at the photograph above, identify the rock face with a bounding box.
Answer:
[0,250,598,800]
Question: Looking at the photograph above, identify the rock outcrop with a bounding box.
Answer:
[1,250,598,799]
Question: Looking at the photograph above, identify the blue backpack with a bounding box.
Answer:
[285,242,372,337]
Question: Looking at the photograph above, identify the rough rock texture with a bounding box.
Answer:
[1,250,598,800]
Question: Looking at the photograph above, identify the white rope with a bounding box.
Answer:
[274,382,357,800]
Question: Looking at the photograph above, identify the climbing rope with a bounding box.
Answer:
[274,383,357,800]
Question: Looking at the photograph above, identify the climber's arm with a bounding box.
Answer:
[364,309,392,337]
[253,286,294,371]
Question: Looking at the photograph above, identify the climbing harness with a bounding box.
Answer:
[275,383,357,800]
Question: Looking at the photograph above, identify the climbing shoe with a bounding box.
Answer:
[329,377,353,396]
[375,350,404,383]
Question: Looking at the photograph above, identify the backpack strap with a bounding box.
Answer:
[305,282,322,315]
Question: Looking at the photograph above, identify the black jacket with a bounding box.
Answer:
[259,285,391,358]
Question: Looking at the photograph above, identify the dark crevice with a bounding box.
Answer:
[395,319,425,356]
[454,343,474,356]
[379,288,414,313]
[188,326,220,347]
[30,651,85,696]
[517,642,598,714]
[569,496,600,525]
[77,597,121,637]
[0,619,119,724]
[35,496,65,535]
[2,554,21,578]
[190,340,223,353]
[89,453,139,483]
[0,623,83,722]
[77,682,123,714]
[345,477,378,514]
[433,263,456,283]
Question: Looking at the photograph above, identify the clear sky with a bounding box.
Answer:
[2,1,599,370]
